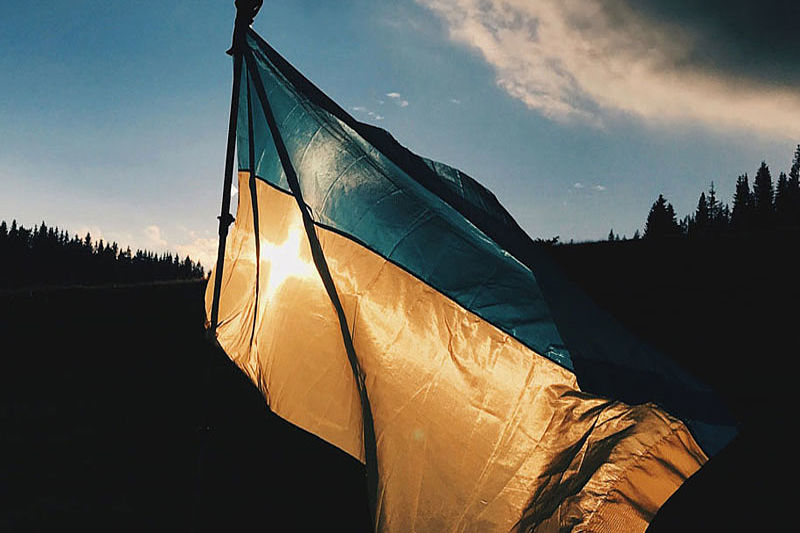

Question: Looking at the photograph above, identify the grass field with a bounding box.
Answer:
[1,237,793,531]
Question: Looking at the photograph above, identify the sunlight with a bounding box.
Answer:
[259,224,316,302]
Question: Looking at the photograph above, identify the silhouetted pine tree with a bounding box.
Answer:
[789,145,800,227]
[753,162,774,230]
[731,174,753,232]
[644,194,682,239]
[707,181,729,232]
[690,191,710,236]
[719,203,731,231]
[679,215,690,235]
[608,229,616,241]
[775,172,792,227]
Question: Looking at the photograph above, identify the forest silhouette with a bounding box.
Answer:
[607,144,800,241]
[0,221,204,290]
[3,144,798,290]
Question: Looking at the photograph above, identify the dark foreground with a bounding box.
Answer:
[0,281,370,532]
[0,237,793,531]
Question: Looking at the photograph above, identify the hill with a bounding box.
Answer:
[548,234,798,428]
[1,234,794,530]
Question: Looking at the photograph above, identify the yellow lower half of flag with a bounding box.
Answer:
[206,172,706,532]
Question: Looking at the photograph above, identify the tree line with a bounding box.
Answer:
[0,220,205,290]
[606,144,800,241]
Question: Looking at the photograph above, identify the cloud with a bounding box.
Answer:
[176,236,218,270]
[417,0,800,138]
[387,92,410,108]
[631,0,800,85]
[143,225,167,248]
[572,182,606,192]
[74,224,106,242]
[351,105,385,122]
[450,98,462,104]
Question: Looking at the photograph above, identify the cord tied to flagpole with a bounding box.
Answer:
[216,213,235,231]
[227,0,263,55]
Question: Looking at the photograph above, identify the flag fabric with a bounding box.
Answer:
[206,28,735,532]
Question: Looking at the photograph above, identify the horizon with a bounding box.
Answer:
[1,1,798,267]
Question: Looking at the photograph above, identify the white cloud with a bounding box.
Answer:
[593,185,607,191]
[450,98,462,104]
[417,0,800,138]
[573,182,584,189]
[385,92,410,107]
[176,236,218,270]
[143,225,168,248]
[351,105,385,122]
[74,224,105,243]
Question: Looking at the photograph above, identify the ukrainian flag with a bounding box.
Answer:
[206,28,735,532]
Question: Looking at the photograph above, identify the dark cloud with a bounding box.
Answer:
[421,0,800,136]
[630,0,800,85]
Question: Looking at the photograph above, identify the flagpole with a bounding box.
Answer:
[208,1,263,339]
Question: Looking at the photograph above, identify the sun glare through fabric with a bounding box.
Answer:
[259,222,316,302]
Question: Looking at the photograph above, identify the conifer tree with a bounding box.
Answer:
[775,172,791,227]
[666,202,681,235]
[719,203,731,229]
[731,174,753,231]
[644,194,681,239]
[789,145,800,226]
[709,182,730,232]
[753,161,774,229]
[692,192,710,236]
[680,215,690,236]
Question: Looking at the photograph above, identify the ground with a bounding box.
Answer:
[1,237,793,531]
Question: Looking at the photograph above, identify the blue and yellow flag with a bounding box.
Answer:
[206,28,735,532]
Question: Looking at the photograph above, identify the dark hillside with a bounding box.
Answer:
[1,233,792,531]
[547,233,798,427]
[0,281,370,532]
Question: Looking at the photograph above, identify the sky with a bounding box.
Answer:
[1,0,798,267]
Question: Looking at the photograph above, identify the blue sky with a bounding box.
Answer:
[1,0,797,266]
